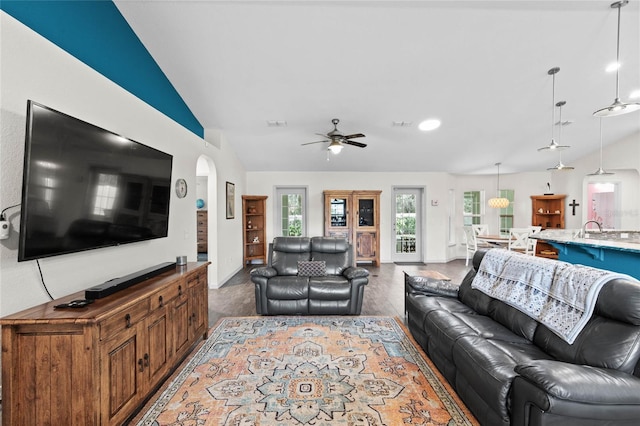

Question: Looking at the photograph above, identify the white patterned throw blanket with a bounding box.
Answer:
[471,249,633,344]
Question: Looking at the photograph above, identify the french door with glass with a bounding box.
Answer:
[392,187,423,263]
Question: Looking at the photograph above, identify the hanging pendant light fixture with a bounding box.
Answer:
[488,163,510,208]
[593,1,640,117]
[588,118,615,175]
[539,67,570,151]
[547,101,574,170]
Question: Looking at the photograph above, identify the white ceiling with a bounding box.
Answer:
[114,0,640,174]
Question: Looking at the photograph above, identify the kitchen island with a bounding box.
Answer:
[531,230,640,280]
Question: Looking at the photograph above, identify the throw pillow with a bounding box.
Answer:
[297,260,327,277]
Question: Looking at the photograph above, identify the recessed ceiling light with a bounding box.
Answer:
[418,119,441,131]
[605,61,620,73]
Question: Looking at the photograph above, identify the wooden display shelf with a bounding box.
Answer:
[242,195,267,265]
[531,194,566,258]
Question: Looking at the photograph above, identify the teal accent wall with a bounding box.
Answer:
[1,0,204,138]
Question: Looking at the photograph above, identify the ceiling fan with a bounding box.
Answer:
[301,118,367,154]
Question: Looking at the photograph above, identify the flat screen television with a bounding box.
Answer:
[18,100,173,261]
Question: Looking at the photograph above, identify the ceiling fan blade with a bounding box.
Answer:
[344,133,365,139]
[342,140,367,148]
[301,140,328,146]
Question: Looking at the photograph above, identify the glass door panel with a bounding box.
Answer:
[330,198,348,227]
[358,199,374,226]
[392,188,422,263]
[276,187,306,236]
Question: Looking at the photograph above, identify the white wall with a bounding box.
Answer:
[552,131,640,230]
[201,130,247,285]
[248,171,470,263]
[0,13,243,315]
[246,163,636,264]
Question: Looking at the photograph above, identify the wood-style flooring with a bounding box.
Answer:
[208,260,472,327]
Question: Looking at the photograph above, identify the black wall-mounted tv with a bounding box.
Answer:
[18,100,173,261]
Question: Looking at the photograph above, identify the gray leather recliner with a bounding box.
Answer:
[250,236,369,315]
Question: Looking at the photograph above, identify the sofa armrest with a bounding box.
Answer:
[250,266,277,279]
[515,360,640,405]
[343,266,369,280]
[406,276,458,298]
[511,360,640,424]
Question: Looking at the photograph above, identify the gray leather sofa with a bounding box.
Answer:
[406,249,640,426]
[250,236,369,315]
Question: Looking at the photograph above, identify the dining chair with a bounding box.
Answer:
[471,224,489,237]
[464,226,492,266]
[527,226,542,255]
[508,228,532,254]
[463,226,477,266]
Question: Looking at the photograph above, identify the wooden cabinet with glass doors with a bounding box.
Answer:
[324,190,352,241]
[323,190,381,265]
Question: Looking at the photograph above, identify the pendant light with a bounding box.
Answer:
[538,67,570,151]
[488,163,510,208]
[588,118,614,175]
[593,1,640,117]
[547,101,574,170]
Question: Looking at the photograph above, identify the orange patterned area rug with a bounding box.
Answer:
[133,316,478,425]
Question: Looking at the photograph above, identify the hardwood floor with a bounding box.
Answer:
[208,259,472,327]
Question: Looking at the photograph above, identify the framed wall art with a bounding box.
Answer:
[226,181,235,219]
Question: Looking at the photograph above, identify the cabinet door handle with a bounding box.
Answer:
[158,295,164,307]
[125,313,132,328]
[178,285,183,296]
[138,358,144,372]
[144,353,149,367]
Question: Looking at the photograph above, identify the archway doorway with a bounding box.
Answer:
[196,155,218,288]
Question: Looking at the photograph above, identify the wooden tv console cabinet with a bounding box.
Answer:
[0,262,209,426]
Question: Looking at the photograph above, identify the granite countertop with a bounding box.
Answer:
[531,230,640,253]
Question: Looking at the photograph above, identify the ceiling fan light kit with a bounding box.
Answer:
[302,118,367,155]
[593,1,640,117]
[328,140,343,154]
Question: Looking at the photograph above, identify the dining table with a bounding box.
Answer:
[476,234,513,246]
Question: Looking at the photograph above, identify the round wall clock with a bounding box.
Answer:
[175,178,188,198]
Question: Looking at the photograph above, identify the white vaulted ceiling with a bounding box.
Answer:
[114,0,640,174]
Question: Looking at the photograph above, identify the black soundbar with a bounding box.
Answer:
[85,262,177,300]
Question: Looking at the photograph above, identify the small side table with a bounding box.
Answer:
[404,270,456,315]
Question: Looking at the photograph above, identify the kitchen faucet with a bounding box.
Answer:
[581,220,602,237]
